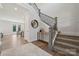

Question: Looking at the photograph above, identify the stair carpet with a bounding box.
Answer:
[53,35,79,56]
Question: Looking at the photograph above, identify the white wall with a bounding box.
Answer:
[39,20,49,32]
[37,3,79,36]
[24,9,49,42]
[0,20,24,35]
[20,4,41,42]
[0,4,26,36]
[0,3,41,42]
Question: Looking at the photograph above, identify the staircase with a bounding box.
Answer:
[54,35,79,55]
[29,3,58,50]
[40,12,56,27]
[29,3,56,27]
[28,3,79,56]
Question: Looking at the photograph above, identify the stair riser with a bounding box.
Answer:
[54,35,79,55]
[55,42,78,50]
[56,39,79,46]
[54,42,79,55]
[54,46,78,56]
[58,35,79,40]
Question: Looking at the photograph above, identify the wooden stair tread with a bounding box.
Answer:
[54,46,78,55]
[55,41,79,49]
[57,37,79,42]
[58,35,79,40]
[56,37,79,46]
[55,42,77,49]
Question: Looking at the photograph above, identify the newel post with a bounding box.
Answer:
[48,27,53,50]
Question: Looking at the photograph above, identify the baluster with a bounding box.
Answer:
[48,27,53,50]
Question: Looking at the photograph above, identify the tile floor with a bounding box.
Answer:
[0,35,28,51]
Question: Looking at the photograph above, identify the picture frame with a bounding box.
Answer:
[31,20,39,28]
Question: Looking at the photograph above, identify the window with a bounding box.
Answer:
[13,25,16,32]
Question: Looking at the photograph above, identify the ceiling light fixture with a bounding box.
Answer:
[14,7,18,11]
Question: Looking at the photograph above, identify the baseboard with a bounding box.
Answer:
[37,40,48,44]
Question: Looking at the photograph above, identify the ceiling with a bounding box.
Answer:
[0,3,28,23]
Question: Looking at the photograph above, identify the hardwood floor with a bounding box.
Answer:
[0,35,28,51]
[32,40,65,56]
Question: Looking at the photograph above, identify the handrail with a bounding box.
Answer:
[40,12,54,20]
[29,3,39,10]
[52,30,58,47]
[40,12,56,27]
[29,3,55,20]
[28,3,40,15]
[48,26,58,50]
[28,3,56,26]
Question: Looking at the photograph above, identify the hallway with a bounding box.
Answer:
[0,35,51,56]
[0,3,79,56]
[0,35,28,51]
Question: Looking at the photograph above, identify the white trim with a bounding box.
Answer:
[0,18,24,23]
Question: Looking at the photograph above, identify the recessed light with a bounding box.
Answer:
[14,7,18,11]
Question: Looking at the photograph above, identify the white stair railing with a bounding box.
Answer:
[28,3,40,16]
[40,12,56,26]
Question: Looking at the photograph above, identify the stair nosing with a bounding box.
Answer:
[55,41,79,49]
[54,46,77,55]
[57,37,79,42]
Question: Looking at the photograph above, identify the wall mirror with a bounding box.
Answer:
[31,20,38,28]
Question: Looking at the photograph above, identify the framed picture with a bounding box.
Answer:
[31,20,38,28]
